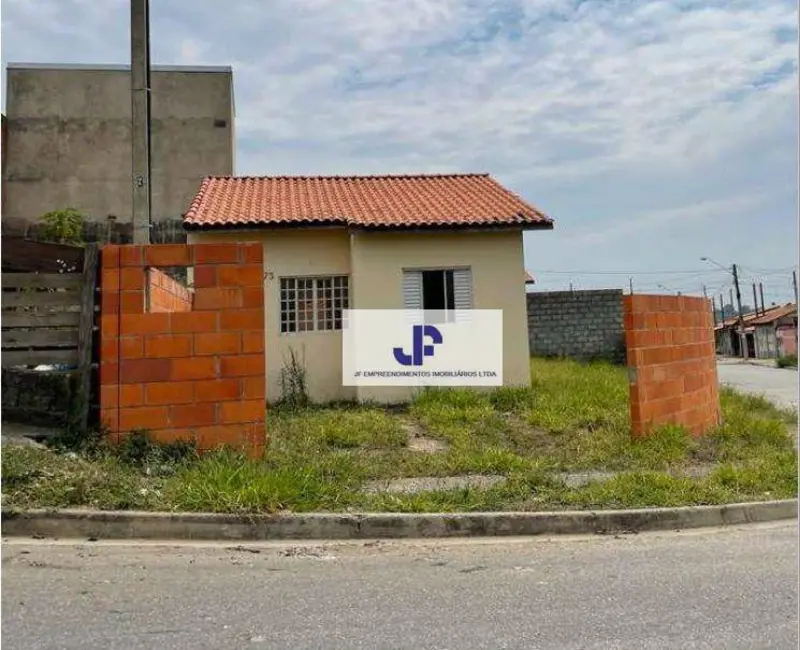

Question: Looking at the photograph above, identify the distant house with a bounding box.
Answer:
[184,173,554,404]
[751,303,798,359]
[715,303,797,359]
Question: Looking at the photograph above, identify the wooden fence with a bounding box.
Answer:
[1,244,99,431]
[1,236,85,273]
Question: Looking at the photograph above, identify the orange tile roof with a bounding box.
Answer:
[748,303,797,326]
[715,303,796,330]
[183,174,554,230]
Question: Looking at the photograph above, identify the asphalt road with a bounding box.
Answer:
[2,523,797,650]
[716,359,799,412]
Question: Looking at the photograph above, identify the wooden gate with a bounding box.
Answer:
[1,243,99,432]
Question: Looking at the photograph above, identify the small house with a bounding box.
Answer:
[184,174,554,403]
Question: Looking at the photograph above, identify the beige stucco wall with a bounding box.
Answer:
[187,228,355,404]
[188,227,531,405]
[349,229,531,403]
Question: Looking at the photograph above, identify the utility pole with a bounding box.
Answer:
[793,270,798,304]
[712,296,718,325]
[732,264,746,358]
[719,293,724,319]
[752,283,758,318]
[629,277,633,295]
[759,283,765,315]
[131,0,152,244]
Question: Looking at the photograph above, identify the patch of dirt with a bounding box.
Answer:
[363,474,507,495]
[402,420,448,454]
[501,413,563,456]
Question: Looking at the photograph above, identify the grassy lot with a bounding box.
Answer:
[3,358,797,514]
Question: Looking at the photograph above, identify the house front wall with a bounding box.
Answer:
[349,229,531,403]
[187,228,355,403]
[188,227,531,405]
[777,320,798,357]
[754,324,778,359]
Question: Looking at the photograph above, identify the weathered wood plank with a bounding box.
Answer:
[1,291,81,309]
[1,273,82,290]
[1,311,81,328]
[1,349,79,368]
[77,243,99,434]
[1,237,84,274]
[2,329,79,349]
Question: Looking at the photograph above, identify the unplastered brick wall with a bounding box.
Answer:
[147,267,193,313]
[99,243,266,456]
[527,289,624,361]
[624,294,720,437]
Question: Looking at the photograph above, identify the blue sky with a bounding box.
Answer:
[2,0,798,303]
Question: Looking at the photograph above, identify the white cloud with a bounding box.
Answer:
[1,0,796,286]
[570,191,775,247]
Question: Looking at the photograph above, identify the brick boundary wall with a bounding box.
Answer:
[623,294,720,437]
[527,289,624,361]
[99,243,266,456]
[146,267,193,313]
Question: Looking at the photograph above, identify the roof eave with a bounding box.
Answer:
[184,219,555,233]
[349,220,553,233]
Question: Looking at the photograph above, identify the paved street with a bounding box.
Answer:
[717,359,799,412]
[2,523,797,650]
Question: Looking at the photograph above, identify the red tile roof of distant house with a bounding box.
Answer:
[183,174,554,231]
[715,303,797,330]
[748,303,797,326]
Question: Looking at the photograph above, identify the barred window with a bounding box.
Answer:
[280,276,349,333]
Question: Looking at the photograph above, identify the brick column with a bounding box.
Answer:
[98,242,266,456]
[624,294,720,437]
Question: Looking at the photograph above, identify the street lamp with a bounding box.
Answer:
[700,257,731,273]
[701,257,746,358]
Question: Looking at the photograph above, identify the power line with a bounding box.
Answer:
[529,268,728,276]
[738,265,798,274]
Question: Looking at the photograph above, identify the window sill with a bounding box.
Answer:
[279,329,344,337]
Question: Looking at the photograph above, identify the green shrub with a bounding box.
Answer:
[38,208,85,245]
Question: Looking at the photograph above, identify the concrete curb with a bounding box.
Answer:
[2,500,796,541]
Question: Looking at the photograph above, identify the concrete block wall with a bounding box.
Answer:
[147,267,193,313]
[624,294,720,437]
[99,243,266,456]
[3,65,234,232]
[527,289,624,361]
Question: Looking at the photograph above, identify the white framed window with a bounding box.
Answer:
[402,267,473,314]
[280,276,349,333]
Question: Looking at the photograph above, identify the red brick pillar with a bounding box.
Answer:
[98,243,266,457]
[624,294,720,437]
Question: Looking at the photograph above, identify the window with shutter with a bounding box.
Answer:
[401,267,473,319]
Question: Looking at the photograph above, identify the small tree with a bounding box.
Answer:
[39,208,85,245]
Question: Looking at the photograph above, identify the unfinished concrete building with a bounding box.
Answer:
[2,63,235,242]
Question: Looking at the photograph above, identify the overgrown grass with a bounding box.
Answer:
[3,358,796,513]
[777,354,798,369]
